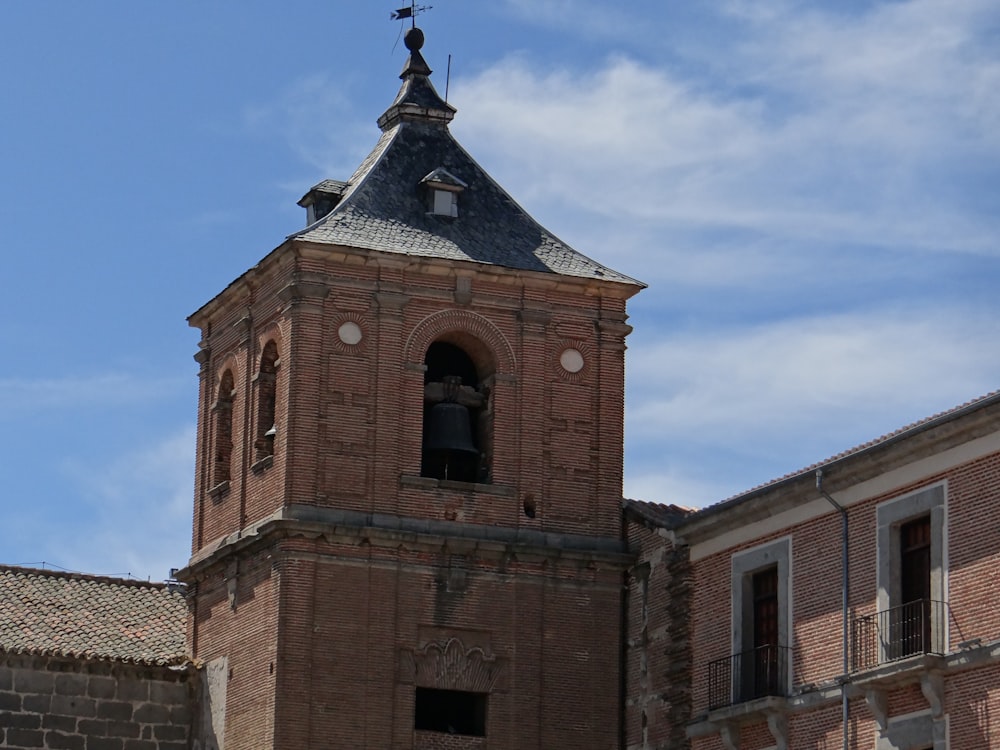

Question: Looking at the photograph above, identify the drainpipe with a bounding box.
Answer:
[816,469,849,750]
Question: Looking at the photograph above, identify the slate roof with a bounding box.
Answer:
[297,179,349,205]
[0,566,188,666]
[290,31,642,288]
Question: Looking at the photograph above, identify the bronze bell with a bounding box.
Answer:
[425,401,479,456]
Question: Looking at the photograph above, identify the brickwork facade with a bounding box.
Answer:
[666,400,1000,750]
[0,654,193,750]
[180,238,638,748]
[179,33,641,745]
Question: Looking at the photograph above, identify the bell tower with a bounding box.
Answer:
[180,27,643,750]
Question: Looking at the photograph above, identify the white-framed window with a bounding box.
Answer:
[875,484,948,661]
[730,537,792,702]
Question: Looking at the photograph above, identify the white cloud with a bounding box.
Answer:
[627,309,1000,444]
[452,1,1000,261]
[52,426,195,581]
[501,0,647,42]
[624,468,733,512]
[243,72,375,178]
[0,373,187,412]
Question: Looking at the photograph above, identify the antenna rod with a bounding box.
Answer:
[446,54,452,102]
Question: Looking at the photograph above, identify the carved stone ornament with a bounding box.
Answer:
[401,637,502,693]
[920,672,944,718]
[766,710,788,750]
[719,722,739,750]
[866,688,889,731]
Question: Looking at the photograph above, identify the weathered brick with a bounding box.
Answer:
[7,727,45,747]
[149,681,187,706]
[132,703,170,724]
[168,704,191,726]
[45,730,87,750]
[87,676,117,700]
[96,701,133,721]
[0,666,12,690]
[14,670,54,693]
[22,693,51,713]
[55,673,89,696]
[106,721,141,740]
[0,691,21,711]
[50,694,96,718]
[42,713,77,732]
[115,680,148,702]
[122,740,157,750]
[1,711,41,729]
[86,738,123,750]
[153,724,187,742]
[77,718,107,735]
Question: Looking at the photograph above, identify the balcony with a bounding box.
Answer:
[851,598,946,672]
[707,644,791,710]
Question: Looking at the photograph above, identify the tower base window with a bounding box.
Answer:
[414,687,487,737]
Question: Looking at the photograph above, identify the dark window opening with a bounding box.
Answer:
[213,370,235,485]
[748,566,780,698]
[523,494,536,518]
[414,687,487,736]
[897,515,932,657]
[422,341,490,483]
[255,341,278,461]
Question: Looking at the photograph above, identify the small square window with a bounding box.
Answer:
[414,687,487,736]
[431,188,458,217]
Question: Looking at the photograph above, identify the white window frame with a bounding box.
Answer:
[730,536,793,697]
[875,483,949,661]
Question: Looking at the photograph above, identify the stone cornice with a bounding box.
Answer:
[178,503,633,581]
[679,400,1000,556]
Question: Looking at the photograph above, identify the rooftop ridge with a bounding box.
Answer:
[0,563,177,591]
[691,388,1000,518]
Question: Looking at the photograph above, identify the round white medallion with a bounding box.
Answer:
[559,348,584,373]
[338,321,363,345]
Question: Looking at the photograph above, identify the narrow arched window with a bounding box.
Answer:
[213,370,235,486]
[255,341,279,461]
[421,340,491,484]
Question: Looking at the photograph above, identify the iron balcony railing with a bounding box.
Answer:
[851,598,946,672]
[707,644,791,710]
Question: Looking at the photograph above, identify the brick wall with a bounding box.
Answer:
[0,653,193,750]
[262,534,625,750]
[183,231,636,749]
[189,255,634,559]
[683,434,1000,749]
[624,522,691,750]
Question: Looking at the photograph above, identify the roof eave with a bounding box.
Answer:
[674,390,1000,544]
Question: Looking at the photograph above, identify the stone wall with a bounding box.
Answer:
[624,519,692,750]
[0,653,194,750]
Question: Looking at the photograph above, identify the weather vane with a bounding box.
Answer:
[391,1,432,27]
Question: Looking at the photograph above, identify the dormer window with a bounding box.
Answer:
[421,168,467,218]
[297,179,348,225]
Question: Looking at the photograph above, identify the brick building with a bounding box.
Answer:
[178,26,641,750]
[3,24,999,750]
[0,567,192,749]
[625,392,1000,750]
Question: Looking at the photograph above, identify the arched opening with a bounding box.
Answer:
[421,340,492,484]
[213,370,235,485]
[255,341,279,461]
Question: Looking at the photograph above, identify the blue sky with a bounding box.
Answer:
[1,1,998,581]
